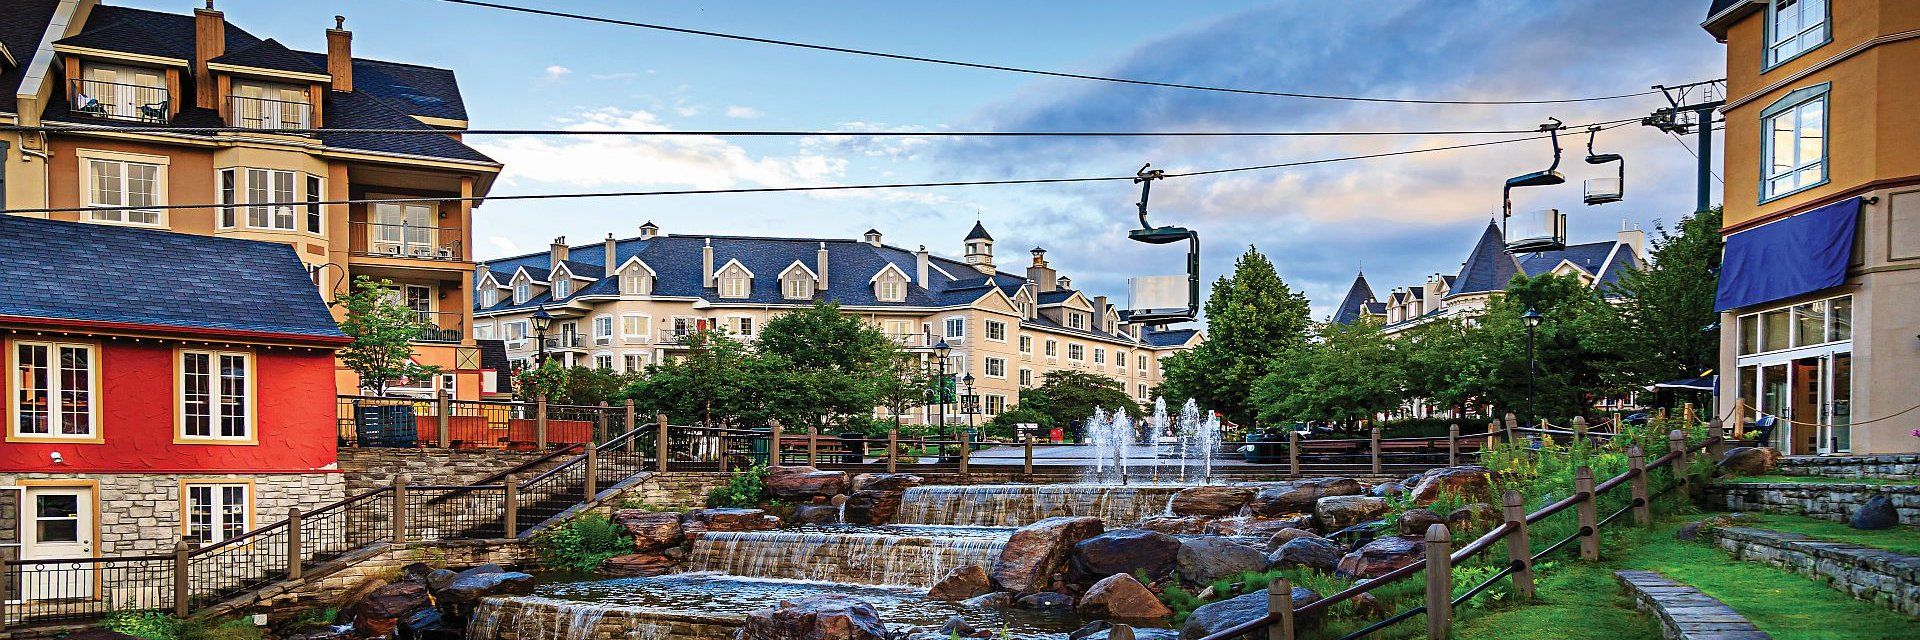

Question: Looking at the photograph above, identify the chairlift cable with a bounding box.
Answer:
[1161,121,1635,178]
[0,118,1649,138]
[1664,130,1726,184]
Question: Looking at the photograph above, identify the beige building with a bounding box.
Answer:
[471,222,1203,424]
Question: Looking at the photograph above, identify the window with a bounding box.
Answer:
[985,320,1007,341]
[594,354,614,370]
[305,174,323,233]
[1044,340,1058,357]
[179,350,251,440]
[985,357,1006,378]
[944,317,966,339]
[1018,335,1032,353]
[594,316,614,339]
[1760,86,1827,201]
[735,317,754,336]
[720,274,750,298]
[184,483,249,544]
[621,266,653,295]
[1138,384,1148,399]
[985,395,1005,415]
[1094,348,1106,365]
[1116,351,1127,369]
[1068,313,1086,330]
[227,168,297,230]
[370,202,437,254]
[673,317,700,337]
[481,287,497,307]
[1138,354,1149,371]
[1068,344,1085,361]
[10,341,96,439]
[622,314,650,339]
[1767,0,1828,67]
[783,275,815,300]
[1018,369,1033,387]
[553,278,572,299]
[505,321,527,341]
[623,353,648,372]
[474,323,495,340]
[86,158,162,225]
[1736,294,1852,354]
[876,277,905,302]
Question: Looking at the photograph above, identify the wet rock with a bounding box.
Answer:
[962,592,1013,608]
[737,594,889,640]
[1179,588,1322,639]
[841,491,904,525]
[1407,466,1492,505]
[852,473,924,492]
[1078,573,1174,620]
[937,616,975,637]
[351,581,430,638]
[612,510,685,551]
[1336,535,1425,579]
[401,607,456,640]
[424,568,459,593]
[1138,516,1215,535]
[436,570,534,605]
[1070,620,1113,640]
[1208,516,1308,538]
[681,508,780,537]
[991,516,1105,594]
[1249,478,1364,517]
[597,553,675,577]
[1072,529,1182,580]
[1314,495,1388,531]
[1170,486,1256,517]
[1267,536,1343,573]
[1264,528,1318,552]
[1370,482,1405,498]
[1016,592,1075,610]
[1850,495,1899,530]
[927,565,994,601]
[1395,508,1445,537]
[1085,629,1181,640]
[1176,538,1268,585]
[765,466,850,500]
[1718,447,1783,475]
[790,504,842,525]
[1447,503,1498,533]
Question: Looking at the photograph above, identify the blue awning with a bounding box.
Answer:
[1715,197,1859,312]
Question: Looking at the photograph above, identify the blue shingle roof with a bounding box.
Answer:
[1143,328,1199,347]
[0,216,344,341]
[1331,272,1377,325]
[1449,222,1522,297]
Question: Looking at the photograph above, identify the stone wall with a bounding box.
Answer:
[0,472,345,556]
[1708,526,1920,616]
[1704,482,1920,525]
[469,596,742,640]
[1777,455,1920,481]
[338,448,561,494]
[230,539,533,616]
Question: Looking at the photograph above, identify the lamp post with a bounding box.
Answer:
[934,340,952,437]
[531,306,553,367]
[962,373,977,432]
[1522,307,1543,426]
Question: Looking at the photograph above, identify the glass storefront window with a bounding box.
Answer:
[1760,309,1791,352]
[1791,302,1824,348]
[1738,364,1758,423]
[1827,296,1851,342]
[1738,315,1758,355]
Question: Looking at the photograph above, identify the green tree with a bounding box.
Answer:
[753,302,901,430]
[623,329,759,426]
[514,363,635,405]
[337,275,440,394]
[871,350,934,430]
[1019,370,1140,441]
[1253,319,1406,429]
[1159,246,1312,427]
[1399,318,1495,416]
[1602,207,1723,387]
[983,406,1052,440]
[1480,272,1624,422]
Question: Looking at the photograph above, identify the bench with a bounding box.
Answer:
[1615,570,1771,639]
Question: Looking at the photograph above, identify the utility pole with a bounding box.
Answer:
[1643,79,1727,214]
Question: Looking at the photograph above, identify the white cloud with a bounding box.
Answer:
[590,72,640,81]
[541,65,572,80]
[473,107,847,190]
[486,236,522,258]
[724,106,762,119]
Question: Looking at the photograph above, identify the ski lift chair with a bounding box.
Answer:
[1582,127,1625,205]
[1503,119,1569,252]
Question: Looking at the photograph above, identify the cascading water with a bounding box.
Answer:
[1175,399,1221,483]
[685,530,1004,588]
[469,597,675,640]
[892,484,1187,526]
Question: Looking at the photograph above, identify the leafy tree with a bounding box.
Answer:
[1253,319,1406,429]
[1019,370,1139,441]
[337,275,440,394]
[871,351,934,431]
[1159,246,1312,427]
[513,363,635,405]
[623,329,759,426]
[1480,273,1624,422]
[984,406,1052,440]
[1399,318,1495,417]
[753,302,901,430]
[1601,207,1723,387]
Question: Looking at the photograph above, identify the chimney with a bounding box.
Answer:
[326,16,353,92]
[193,2,225,110]
[476,263,490,284]
[1057,275,1072,290]
[702,239,715,288]
[915,245,930,288]
[863,229,883,247]
[1027,247,1057,293]
[816,242,830,290]
[549,236,568,267]
[1617,220,1646,263]
[603,233,618,277]
[1023,280,1039,318]
[1093,295,1108,318]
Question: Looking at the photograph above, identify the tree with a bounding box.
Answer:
[753,302,901,430]
[337,275,440,394]
[1397,318,1493,417]
[513,363,635,405]
[1019,370,1139,441]
[1479,272,1624,422]
[623,329,759,426]
[1159,246,1313,426]
[1601,207,1723,386]
[984,406,1052,440]
[871,351,934,431]
[1253,319,1406,429]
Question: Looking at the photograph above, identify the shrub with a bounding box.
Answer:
[178,617,264,640]
[530,512,635,572]
[705,466,769,508]
[101,611,183,640]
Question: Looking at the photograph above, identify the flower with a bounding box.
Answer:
[1910,428,1920,439]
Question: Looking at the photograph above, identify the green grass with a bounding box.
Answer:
[1718,474,1919,486]
[1450,561,1662,640]
[1732,512,1920,555]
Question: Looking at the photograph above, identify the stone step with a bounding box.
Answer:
[1706,526,1920,617]
[1615,570,1772,639]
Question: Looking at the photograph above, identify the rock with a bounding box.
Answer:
[1446,503,1498,533]
[1336,536,1425,578]
[737,594,889,640]
[597,554,675,577]
[1314,496,1388,531]
[962,592,1013,608]
[1267,537,1343,573]
[790,504,842,525]
[1169,486,1256,517]
[402,607,457,640]
[1850,495,1900,530]
[400,562,435,583]
[436,570,534,605]
[1138,516,1215,535]
[991,516,1105,594]
[841,491,904,525]
[424,568,459,593]
[1179,588,1321,639]
[1208,516,1309,537]
[1407,466,1493,505]
[765,466,850,500]
[1718,447,1783,475]
[1078,573,1174,620]
[1676,514,1749,541]
[1070,620,1113,640]
[1072,529,1183,580]
[1349,592,1389,619]
[937,616,975,638]
[1396,508,1445,537]
[927,565,993,601]
[1370,482,1405,498]
[1176,537,1269,585]
[1249,478,1364,517]
[681,508,780,536]
[351,581,430,638]
[612,510,685,551]
[1265,528,1318,552]
[852,473,925,492]
[1327,522,1382,547]
[1016,592,1074,610]
[1084,629,1181,640]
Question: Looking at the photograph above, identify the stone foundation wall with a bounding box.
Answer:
[1704,482,1920,525]
[1708,526,1920,616]
[338,449,561,494]
[0,472,345,556]
[1777,455,1920,481]
[233,539,533,616]
[469,596,742,640]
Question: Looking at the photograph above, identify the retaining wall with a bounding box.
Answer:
[338,448,559,494]
[221,538,533,617]
[1708,526,1920,617]
[1704,482,1920,525]
[1776,455,1920,481]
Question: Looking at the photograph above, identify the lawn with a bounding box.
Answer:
[1732,512,1920,556]
[1718,474,1919,486]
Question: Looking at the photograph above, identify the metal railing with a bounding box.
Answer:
[68,78,169,123]
[226,95,312,130]
[544,334,587,350]
[348,221,464,262]
[412,311,465,344]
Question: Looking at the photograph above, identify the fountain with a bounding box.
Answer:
[1078,399,1220,484]
[892,484,1187,527]
[684,530,1005,588]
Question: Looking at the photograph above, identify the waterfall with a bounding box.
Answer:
[893,484,1186,526]
[1150,399,1170,482]
[469,597,674,640]
[685,531,1005,588]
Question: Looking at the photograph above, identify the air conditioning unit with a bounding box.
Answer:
[595,337,612,346]
[506,339,527,351]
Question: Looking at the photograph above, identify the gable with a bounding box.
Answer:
[778,260,818,280]
[715,258,754,279]
[868,263,910,283]
[617,256,657,276]
[971,288,1019,314]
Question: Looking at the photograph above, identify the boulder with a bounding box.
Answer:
[1718,447,1783,475]
[852,473,924,492]
[436,570,534,605]
[1395,508,1445,537]
[841,490,903,525]
[1176,538,1269,585]
[1179,588,1321,639]
[765,466,850,500]
[991,516,1105,594]
[424,568,459,593]
[737,594,889,640]
[1407,466,1492,505]
[1249,478,1364,517]
[1370,482,1405,498]
[350,581,430,638]
[1078,573,1174,621]
[401,607,457,640]
[1314,496,1388,531]
[1447,503,1498,533]
[1264,528,1318,552]
[1016,592,1075,610]
[1850,495,1900,530]
[597,554,676,577]
[1336,535,1425,578]
[1208,516,1310,537]
[1138,516,1215,535]
[926,565,993,601]
[962,592,1013,608]
[936,616,975,638]
[681,508,780,537]
[1071,529,1183,580]
[1169,486,1256,517]
[612,510,685,551]
[790,505,842,525]
[1267,536,1343,573]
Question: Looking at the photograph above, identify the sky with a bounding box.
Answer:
[122,0,1728,320]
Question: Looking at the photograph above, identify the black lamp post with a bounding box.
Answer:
[1522,307,1543,425]
[961,373,977,432]
[531,306,553,367]
[934,340,952,437]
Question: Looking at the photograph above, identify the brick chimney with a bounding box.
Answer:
[548,236,568,268]
[701,239,715,288]
[326,16,353,92]
[816,242,830,290]
[193,2,225,109]
[603,234,618,277]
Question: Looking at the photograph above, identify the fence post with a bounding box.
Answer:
[1425,524,1453,639]
[1024,436,1035,477]
[1503,413,1518,443]
[1266,577,1295,640]
[807,426,820,467]
[435,389,451,449]
[887,427,899,474]
[769,420,784,468]
[625,399,637,452]
[287,507,303,580]
[656,414,670,471]
[173,539,191,617]
[597,400,610,445]
[1287,431,1301,479]
[535,395,550,449]
[1732,397,1747,439]
[1575,466,1598,560]
[1572,415,1587,443]
[1447,424,1459,467]
[959,431,971,477]
[1668,429,1689,487]
[584,446,598,501]
[1369,426,1382,475]
[1501,490,1534,600]
[1682,402,1696,424]
[392,474,410,544]
[1486,420,1499,449]
[0,555,8,631]
[504,474,520,538]
[1628,446,1651,526]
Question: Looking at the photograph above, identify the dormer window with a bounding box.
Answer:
[716,261,753,299]
[72,64,168,123]
[621,265,654,295]
[1068,313,1087,330]
[871,265,909,302]
[514,281,531,304]
[782,275,815,300]
[229,80,312,129]
[553,278,572,299]
[481,287,497,307]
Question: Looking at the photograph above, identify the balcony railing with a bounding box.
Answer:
[412,311,464,344]
[542,334,585,350]
[69,79,169,123]
[227,95,313,130]
[349,222,464,262]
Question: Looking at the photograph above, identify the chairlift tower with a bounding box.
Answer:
[1642,79,1727,213]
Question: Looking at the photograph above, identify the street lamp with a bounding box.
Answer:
[1522,307,1543,426]
[961,373,977,433]
[531,306,553,367]
[934,340,952,437]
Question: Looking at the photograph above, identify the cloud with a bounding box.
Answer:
[724,106,762,119]
[590,72,641,81]
[473,107,847,190]
[486,236,523,258]
[540,65,572,80]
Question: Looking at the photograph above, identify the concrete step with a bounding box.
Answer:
[1615,570,1772,639]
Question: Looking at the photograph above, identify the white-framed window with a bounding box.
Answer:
[9,340,98,439]
[1138,384,1149,399]
[985,320,1007,341]
[985,395,1005,415]
[720,274,750,298]
[513,280,531,304]
[673,316,701,337]
[86,157,163,225]
[179,349,252,440]
[1138,354,1149,371]
[593,353,614,370]
[216,168,304,230]
[305,174,324,233]
[1018,369,1033,387]
[553,278,573,299]
[622,314,650,339]
[1094,348,1106,364]
[1736,294,1851,356]
[944,317,966,339]
[734,316,755,336]
[183,483,249,544]
[1067,313,1086,330]
[876,278,905,302]
[1018,335,1032,353]
[505,321,528,341]
[594,315,614,339]
[1767,0,1828,68]
[623,353,648,372]
[1761,85,1828,201]
[474,323,496,340]
[1044,339,1058,358]
[1068,344,1085,361]
[621,266,653,295]
[1116,351,1127,369]
[783,275,815,300]
[984,357,1006,378]
[481,287,497,307]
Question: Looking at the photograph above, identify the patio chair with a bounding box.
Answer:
[1745,415,1777,445]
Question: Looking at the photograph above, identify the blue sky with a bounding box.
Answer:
[126,0,1726,319]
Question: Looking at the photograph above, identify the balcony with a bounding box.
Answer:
[412,311,464,344]
[227,95,313,130]
[350,222,465,262]
[69,79,169,123]
[542,334,586,350]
